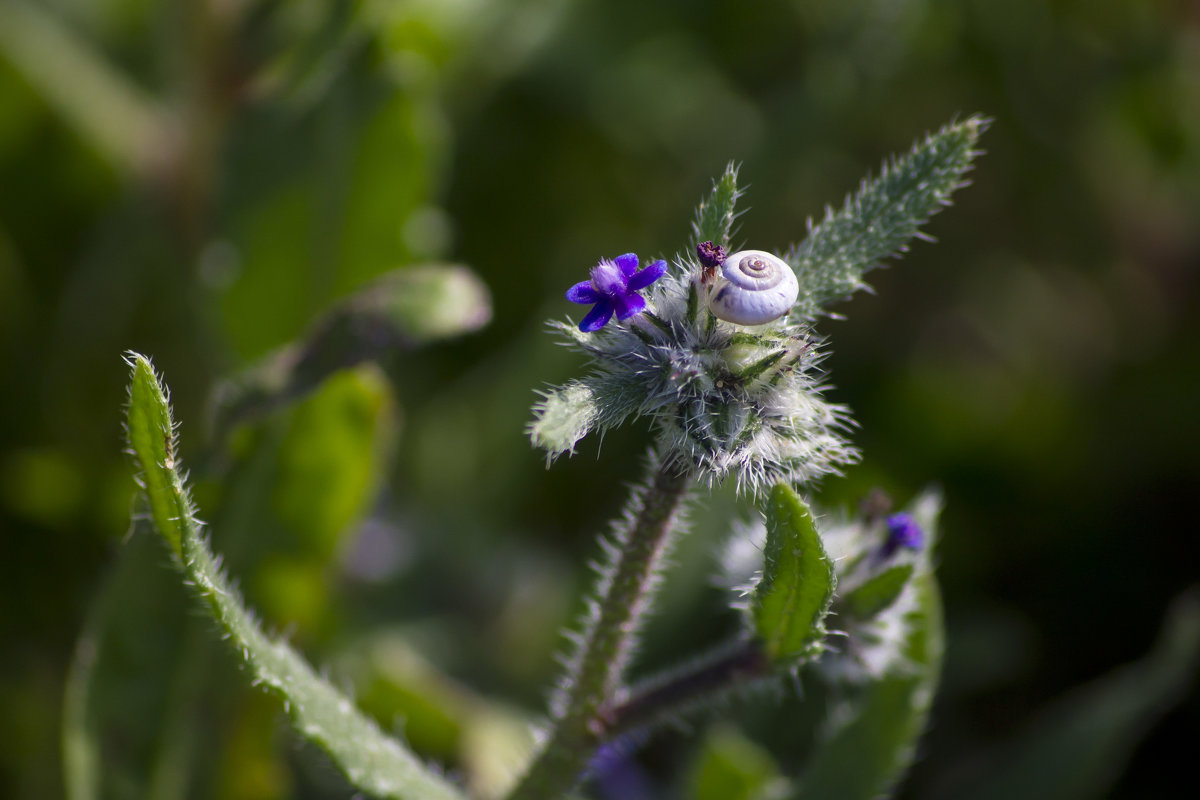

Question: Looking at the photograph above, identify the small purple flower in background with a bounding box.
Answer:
[878,512,924,561]
[588,741,655,800]
[567,253,667,332]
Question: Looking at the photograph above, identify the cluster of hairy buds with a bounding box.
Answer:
[535,241,856,496]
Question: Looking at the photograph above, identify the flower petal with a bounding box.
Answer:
[566,281,601,304]
[627,259,667,291]
[613,292,646,320]
[614,253,640,277]
[579,302,614,332]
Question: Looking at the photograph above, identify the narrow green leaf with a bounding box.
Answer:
[787,116,988,320]
[936,591,1200,800]
[798,569,944,800]
[751,484,836,661]
[799,675,929,800]
[687,725,788,800]
[0,0,163,174]
[213,264,490,437]
[841,564,915,621]
[796,494,946,800]
[693,162,743,248]
[126,355,185,558]
[62,528,195,800]
[734,350,787,385]
[124,353,467,800]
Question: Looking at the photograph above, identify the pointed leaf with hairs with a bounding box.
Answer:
[786,116,987,320]
[124,353,466,800]
[693,162,743,249]
[751,484,836,662]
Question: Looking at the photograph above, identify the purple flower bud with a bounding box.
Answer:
[878,512,923,560]
[566,253,667,332]
[697,240,726,269]
[589,742,654,800]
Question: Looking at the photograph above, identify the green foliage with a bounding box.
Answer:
[796,498,945,800]
[271,367,398,556]
[938,592,1200,800]
[125,355,187,559]
[686,725,786,800]
[840,564,915,621]
[797,671,937,800]
[0,1,161,174]
[5,2,1197,796]
[341,631,539,799]
[123,354,466,800]
[786,116,988,321]
[69,354,425,800]
[693,162,743,249]
[751,485,836,662]
[62,527,195,800]
[214,265,490,438]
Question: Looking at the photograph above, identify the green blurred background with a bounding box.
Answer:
[2,0,1198,798]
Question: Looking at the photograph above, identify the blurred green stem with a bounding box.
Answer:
[507,451,692,800]
[167,0,243,246]
[603,638,769,739]
[0,0,164,175]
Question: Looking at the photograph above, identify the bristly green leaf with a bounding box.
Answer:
[528,370,646,464]
[693,162,743,248]
[841,564,915,621]
[123,353,467,800]
[212,264,490,439]
[786,116,988,320]
[126,355,186,559]
[528,382,600,463]
[751,484,836,662]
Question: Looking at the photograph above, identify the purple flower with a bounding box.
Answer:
[567,253,667,332]
[879,513,924,560]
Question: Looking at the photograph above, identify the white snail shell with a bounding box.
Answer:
[708,250,799,325]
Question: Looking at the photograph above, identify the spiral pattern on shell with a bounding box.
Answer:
[708,249,799,325]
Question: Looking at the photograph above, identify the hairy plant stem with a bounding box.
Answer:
[603,638,770,739]
[507,451,692,800]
